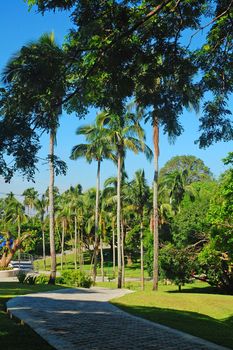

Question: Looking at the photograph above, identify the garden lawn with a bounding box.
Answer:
[110,282,233,349]
[35,253,148,279]
[0,282,64,350]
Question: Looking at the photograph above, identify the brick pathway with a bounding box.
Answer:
[7,288,230,350]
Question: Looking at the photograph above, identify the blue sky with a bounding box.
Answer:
[0,0,232,198]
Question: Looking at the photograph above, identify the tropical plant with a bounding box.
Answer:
[35,194,47,270]
[128,169,150,290]
[98,107,153,288]
[22,187,38,216]
[70,115,115,282]
[2,32,67,283]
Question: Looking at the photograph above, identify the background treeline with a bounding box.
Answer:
[1,153,232,293]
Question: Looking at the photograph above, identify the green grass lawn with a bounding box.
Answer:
[0,282,63,350]
[34,253,148,279]
[108,281,233,349]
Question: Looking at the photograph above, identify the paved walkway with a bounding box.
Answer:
[7,288,230,350]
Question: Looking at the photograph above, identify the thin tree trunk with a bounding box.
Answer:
[121,219,125,287]
[74,213,77,270]
[81,227,84,268]
[17,216,21,269]
[93,160,101,283]
[112,222,116,277]
[117,153,122,288]
[152,119,159,291]
[48,130,56,284]
[42,225,46,270]
[100,236,104,282]
[140,217,144,291]
[61,219,65,272]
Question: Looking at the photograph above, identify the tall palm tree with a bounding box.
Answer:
[98,108,152,288]
[35,194,47,270]
[129,169,150,290]
[3,32,66,284]
[70,116,115,282]
[65,185,83,270]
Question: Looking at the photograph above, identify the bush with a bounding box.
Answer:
[56,276,65,284]
[36,274,49,285]
[0,266,13,270]
[17,270,27,283]
[159,244,195,291]
[61,269,92,288]
[24,274,37,285]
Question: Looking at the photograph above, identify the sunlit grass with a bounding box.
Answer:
[107,281,233,349]
[34,252,148,278]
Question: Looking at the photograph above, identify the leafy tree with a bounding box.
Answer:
[172,181,216,247]
[160,156,213,185]
[160,243,195,291]
[199,153,233,293]
[2,33,67,284]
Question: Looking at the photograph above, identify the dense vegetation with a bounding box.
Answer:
[1,153,232,293]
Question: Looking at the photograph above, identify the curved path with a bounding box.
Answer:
[7,287,229,350]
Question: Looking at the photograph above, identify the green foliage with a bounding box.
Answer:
[36,274,49,285]
[24,274,37,285]
[61,269,92,288]
[16,270,27,283]
[159,156,213,185]
[144,230,154,278]
[159,244,195,290]
[0,267,13,271]
[171,182,215,246]
[198,244,233,294]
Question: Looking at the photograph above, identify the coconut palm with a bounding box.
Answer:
[70,116,115,282]
[65,185,83,269]
[22,188,38,216]
[98,108,153,288]
[128,169,150,290]
[3,32,67,283]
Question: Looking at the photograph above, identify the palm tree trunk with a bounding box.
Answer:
[93,160,101,283]
[48,130,56,284]
[18,216,21,269]
[61,219,65,272]
[152,118,159,291]
[74,214,78,270]
[121,219,125,287]
[140,217,144,291]
[100,236,104,281]
[42,225,46,270]
[117,152,122,288]
[112,221,116,277]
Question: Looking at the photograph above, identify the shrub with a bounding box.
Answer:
[159,244,195,291]
[36,274,49,285]
[24,274,37,285]
[61,270,92,288]
[0,266,13,270]
[17,270,27,283]
[56,276,65,284]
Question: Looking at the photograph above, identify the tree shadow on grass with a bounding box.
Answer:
[113,302,233,349]
[167,285,223,295]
